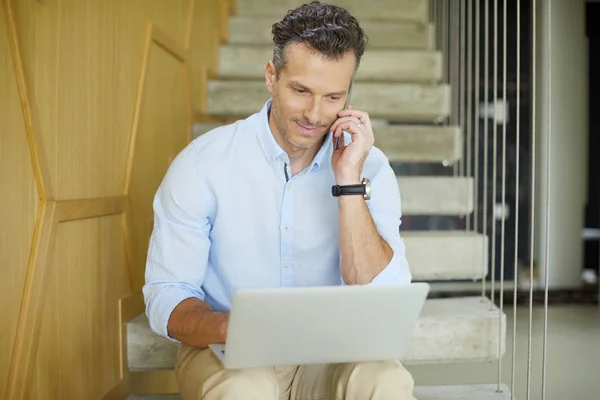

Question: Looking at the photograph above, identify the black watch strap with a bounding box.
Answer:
[331,183,365,197]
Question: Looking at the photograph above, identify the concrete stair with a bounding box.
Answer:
[405,231,488,281]
[235,0,429,22]
[219,45,442,83]
[127,296,504,372]
[128,384,513,399]
[398,177,473,216]
[374,125,462,164]
[207,80,451,121]
[228,16,435,50]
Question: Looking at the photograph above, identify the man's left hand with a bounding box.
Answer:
[330,106,374,186]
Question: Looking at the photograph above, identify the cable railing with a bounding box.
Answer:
[430,0,552,398]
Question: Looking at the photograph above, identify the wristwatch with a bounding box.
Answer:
[331,177,371,200]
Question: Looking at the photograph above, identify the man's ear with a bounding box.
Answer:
[265,61,277,93]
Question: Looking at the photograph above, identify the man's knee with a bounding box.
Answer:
[343,360,415,399]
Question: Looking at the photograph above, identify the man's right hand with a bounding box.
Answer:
[167,297,229,348]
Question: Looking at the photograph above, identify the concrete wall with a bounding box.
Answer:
[535,0,589,289]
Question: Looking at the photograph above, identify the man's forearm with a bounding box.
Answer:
[167,297,229,348]
[338,195,394,285]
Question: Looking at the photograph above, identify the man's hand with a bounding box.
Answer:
[330,106,374,185]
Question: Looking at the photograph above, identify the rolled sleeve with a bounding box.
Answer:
[143,142,213,342]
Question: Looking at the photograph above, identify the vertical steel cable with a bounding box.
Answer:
[482,0,489,301]
[526,0,538,397]
[541,0,552,398]
[466,0,473,230]
[442,0,449,105]
[490,0,499,307]
[498,0,508,389]
[474,0,480,234]
[459,0,466,177]
[453,0,459,176]
[511,0,521,397]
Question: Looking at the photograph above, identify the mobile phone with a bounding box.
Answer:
[334,80,354,150]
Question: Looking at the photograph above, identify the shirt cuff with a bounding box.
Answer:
[146,286,201,343]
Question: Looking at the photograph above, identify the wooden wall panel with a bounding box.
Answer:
[125,33,191,291]
[1,0,223,397]
[0,6,39,396]
[30,216,129,399]
[10,0,190,199]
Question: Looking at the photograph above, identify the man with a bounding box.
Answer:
[143,1,415,399]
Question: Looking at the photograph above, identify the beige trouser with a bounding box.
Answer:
[176,345,417,400]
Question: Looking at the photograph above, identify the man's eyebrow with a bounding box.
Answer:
[288,80,347,96]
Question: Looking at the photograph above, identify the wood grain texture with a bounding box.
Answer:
[10,0,190,199]
[152,24,188,62]
[5,202,57,400]
[30,216,130,399]
[121,291,145,324]
[56,196,126,222]
[0,3,40,396]
[2,0,53,201]
[1,0,216,397]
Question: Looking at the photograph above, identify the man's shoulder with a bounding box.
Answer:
[191,118,250,150]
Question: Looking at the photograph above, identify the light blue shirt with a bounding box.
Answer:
[143,100,411,341]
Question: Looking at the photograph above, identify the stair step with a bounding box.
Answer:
[398,177,473,215]
[404,296,506,364]
[127,384,512,399]
[219,45,442,83]
[127,296,504,371]
[228,17,434,50]
[207,80,450,121]
[375,125,461,163]
[235,0,429,23]
[404,231,488,281]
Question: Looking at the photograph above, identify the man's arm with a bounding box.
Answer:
[338,194,394,285]
[330,107,411,286]
[166,298,228,348]
[144,142,226,348]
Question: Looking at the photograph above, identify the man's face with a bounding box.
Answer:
[265,43,356,150]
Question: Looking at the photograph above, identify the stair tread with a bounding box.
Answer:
[128,297,504,371]
[218,45,442,82]
[235,0,428,22]
[127,385,513,400]
[207,80,451,121]
[404,230,488,281]
[228,16,433,50]
[398,176,473,216]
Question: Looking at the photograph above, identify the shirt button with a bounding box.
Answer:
[284,225,290,231]
[284,265,290,270]
[287,185,292,191]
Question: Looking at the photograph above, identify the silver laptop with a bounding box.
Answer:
[209,282,429,369]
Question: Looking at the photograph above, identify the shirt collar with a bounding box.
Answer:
[254,99,332,171]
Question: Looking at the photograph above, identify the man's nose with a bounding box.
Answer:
[304,99,322,125]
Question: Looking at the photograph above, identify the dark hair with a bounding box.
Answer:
[271,1,367,77]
